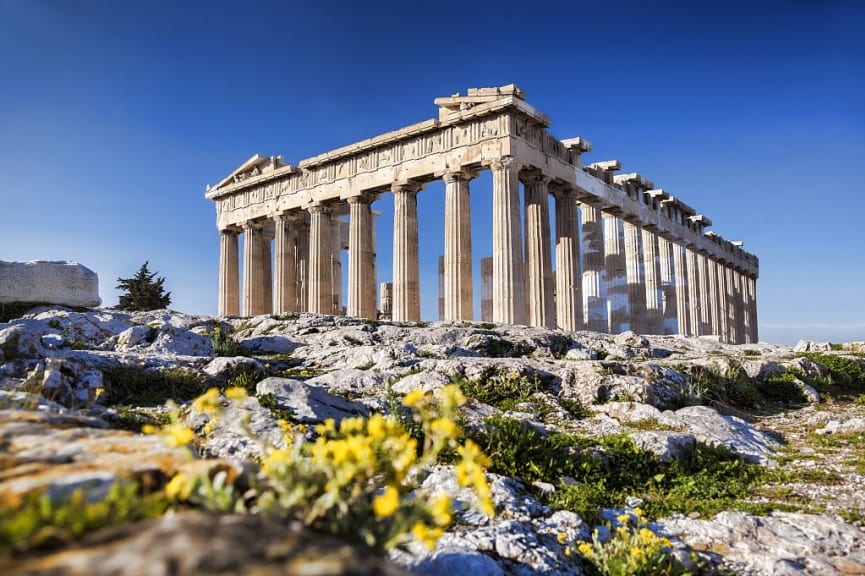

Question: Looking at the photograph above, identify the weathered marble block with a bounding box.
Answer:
[0,260,101,308]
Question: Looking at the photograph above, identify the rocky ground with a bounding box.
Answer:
[1,306,864,575]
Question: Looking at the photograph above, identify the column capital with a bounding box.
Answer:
[219,225,241,235]
[392,181,423,195]
[550,185,575,201]
[488,156,522,172]
[347,192,378,206]
[306,202,333,215]
[442,169,479,184]
[519,168,552,186]
[242,219,267,231]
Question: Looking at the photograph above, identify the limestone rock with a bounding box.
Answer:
[0,260,101,308]
[660,405,780,464]
[630,431,696,461]
[255,377,369,423]
[9,511,413,576]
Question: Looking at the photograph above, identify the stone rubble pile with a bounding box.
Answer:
[2,306,865,575]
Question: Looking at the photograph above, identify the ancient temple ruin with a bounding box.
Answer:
[205,85,759,344]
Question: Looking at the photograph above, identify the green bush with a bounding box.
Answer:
[100,366,206,406]
[801,353,865,399]
[208,327,248,357]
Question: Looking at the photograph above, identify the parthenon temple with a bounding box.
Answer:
[205,85,759,344]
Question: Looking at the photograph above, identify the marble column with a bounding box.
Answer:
[697,252,712,336]
[242,221,270,317]
[706,257,720,337]
[716,260,730,343]
[747,275,759,343]
[347,195,376,319]
[734,270,746,344]
[522,170,553,328]
[604,213,628,333]
[685,247,701,336]
[380,282,393,319]
[443,171,473,321]
[392,182,421,322]
[554,188,582,332]
[658,237,678,335]
[580,202,607,332]
[481,257,493,322]
[624,220,647,334]
[218,228,240,316]
[491,157,526,325]
[641,228,663,335]
[296,219,309,312]
[307,204,333,315]
[273,214,297,314]
[262,229,273,315]
[438,256,445,320]
[724,265,736,343]
[330,218,344,315]
[673,242,690,336]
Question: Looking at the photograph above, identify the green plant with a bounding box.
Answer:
[155,385,493,552]
[256,392,295,421]
[0,482,168,556]
[115,261,171,311]
[452,367,547,409]
[110,405,171,432]
[757,373,806,404]
[566,508,714,575]
[208,327,248,357]
[800,353,865,399]
[344,335,363,346]
[99,366,206,406]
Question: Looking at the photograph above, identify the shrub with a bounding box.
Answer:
[115,261,171,311]
[208,327,248,357]
[801,353,865,399]
[100,366,206,406]
[452,367,547,409]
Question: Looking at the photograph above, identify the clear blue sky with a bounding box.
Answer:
[1,0,863,344]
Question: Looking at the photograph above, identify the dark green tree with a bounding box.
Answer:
[116,261,171,311]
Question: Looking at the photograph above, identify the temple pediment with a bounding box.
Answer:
[208,154,291,193]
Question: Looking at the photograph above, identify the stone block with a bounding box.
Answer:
[0,260,101,308]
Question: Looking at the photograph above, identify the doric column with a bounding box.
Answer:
[262,228,273,315]
[716,260,730,343]
[307,204,333,315]
[218,228,240,316]
[673,242,690,336]
[734,270,746,344]
[330,218,344,315]
[491,157,526,325]
[522,170,553,328]
[706,257,720,337]
[554,188,582,332]
[658,237,678,335]
[685,247,701,336]
[380,282,393,319]
[481,257,493,322]
[392,182,421,322]
[273,214,298,314]
[242,220,269,317]
[347,195,376,319]
[697,252,712,337]
[295,219,310,312]
[443,171,473,321]
[604,213,628,333]
[747,275,759,343]
[724,265,736,343]
[438,256,445,320]
[624,220,647,334]
[641,228,663,335]
[580,202,607,332]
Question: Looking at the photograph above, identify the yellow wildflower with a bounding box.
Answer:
[372,485,400,517]
[556,532,568,545]
[430,494,453,527]
[411,522,443,551]
[163,422,194,447]
[164,472,190,500]
[429,417,459,438]
[437,384,466,412]
[192,387,222,414]
[617,512,632,524]
[224,386,248,401]
[577,542,593,557]
[402,388,426,408]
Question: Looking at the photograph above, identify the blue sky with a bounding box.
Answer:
[1,0,862,344]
